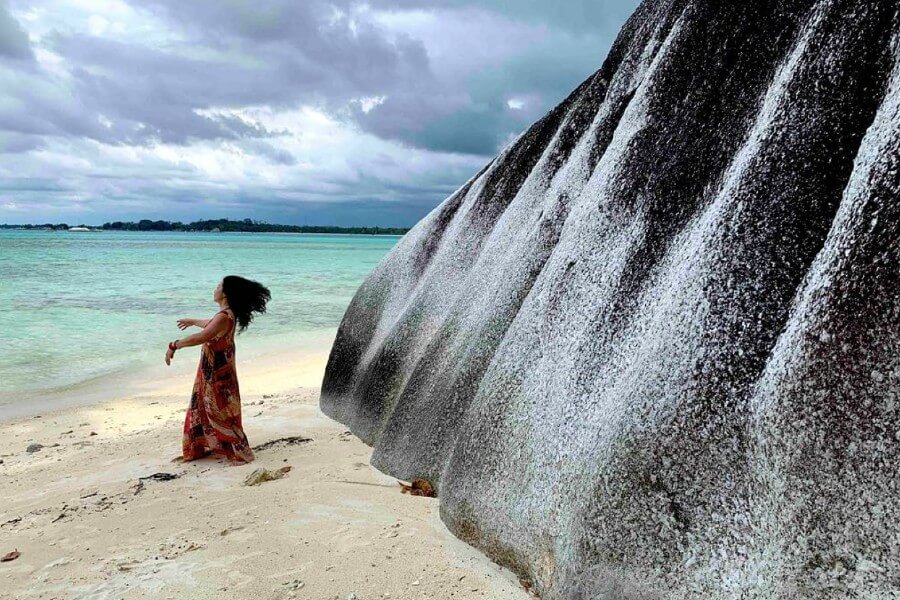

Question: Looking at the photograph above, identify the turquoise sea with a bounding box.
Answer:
[0,230,398,413]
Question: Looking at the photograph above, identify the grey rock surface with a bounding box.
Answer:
[321,1,900,597]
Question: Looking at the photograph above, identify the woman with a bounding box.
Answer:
[165,275,271,465]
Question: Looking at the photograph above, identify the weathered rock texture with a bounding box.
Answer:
[321,1,900,597]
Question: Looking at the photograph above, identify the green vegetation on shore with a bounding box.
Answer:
[0,218,410,235]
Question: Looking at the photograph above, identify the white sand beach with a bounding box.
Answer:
[0,347,529,600]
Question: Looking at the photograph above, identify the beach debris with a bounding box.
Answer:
[242,465,292,486]
[282,578,305,591]
[51,507,70,522]
[61,430,73,435]
[155,538,207,560]
[142,472,180,482]
[79,491,98,499]
[219,525,245,536]
[252,436,312,452]
[1,549,20,562]
[132,472,182,495]
[117,560,140,572]
[0,459,4,464]
[348,593,358,600]
[2,517,21,528]
[398,479,436,498]
[380,522,402,539]
[339,431,353,441]
[93,496,115,512]
[89,431,98,436]
[26,443,44,453]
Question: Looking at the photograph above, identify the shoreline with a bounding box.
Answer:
[0,229,407,237]
[0,349,528,599]
[0,329,338,423]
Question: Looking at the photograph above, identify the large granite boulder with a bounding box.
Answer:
[321,0,900,597]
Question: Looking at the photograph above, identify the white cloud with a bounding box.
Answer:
[356,95,387,114]
[0,102,486,223]
[10,0,182,46]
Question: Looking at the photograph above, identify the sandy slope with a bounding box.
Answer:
[0,351,528,600]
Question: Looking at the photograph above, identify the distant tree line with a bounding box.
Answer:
[0,223,72,230]
[2,218,409,235]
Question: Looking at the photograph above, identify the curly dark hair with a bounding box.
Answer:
[222,275,271,333]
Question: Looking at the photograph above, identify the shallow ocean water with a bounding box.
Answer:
[0,230,398,408]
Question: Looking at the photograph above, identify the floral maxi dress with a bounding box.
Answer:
[182,308,255,464]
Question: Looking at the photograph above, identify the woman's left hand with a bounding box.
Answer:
[165,346,175,366]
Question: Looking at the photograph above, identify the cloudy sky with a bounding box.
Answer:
[1,0,639,227]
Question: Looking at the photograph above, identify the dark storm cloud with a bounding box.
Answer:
[348,0,640,154]
[0,0,641,225]
[353,26,610,154]
[0,0,433,154]
[29,2,431,148]
[2,0,637,154]
[135,0,434,95]
[49,33,286,145]
[0,1,32,61]
[111,0,637,155]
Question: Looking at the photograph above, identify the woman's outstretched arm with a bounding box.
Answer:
[165,313,229,365]
[177,318,210,330]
